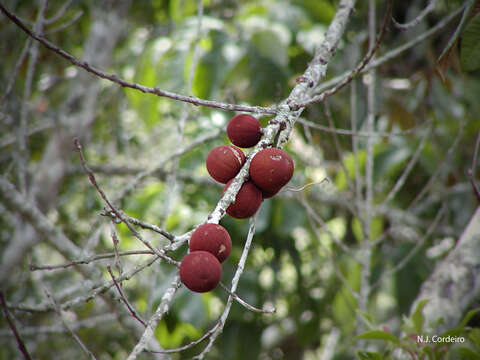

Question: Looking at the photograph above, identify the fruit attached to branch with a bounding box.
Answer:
[227,114,263,148]
[206,145,246,184]
[250,148,294,194]
[189,223,232,263]
[223,180,262,219]
[179,251,222,293]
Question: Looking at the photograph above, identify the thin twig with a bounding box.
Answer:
[314,6,465,94]
[107,266,147,327]
[44,0,74,25]
[219,282,276,314]
[409,120,465,210]
[302,204,360,305]
[126,275,181,360]
[102,209,176,242]
[392,0,438,30]
[0,39,31,104]
[383,125,432,204]
[372,204,447,289]
[14,255,160,313]
[297,117,428,137]
[74,138,179,267]
[294,0,393,109]
[357,0,377,334]
[194,218,257,359]
[30,250,155,271]
[0,3,274,115]
[45,10,83,35]
[299,196,358,260]
[110,223,123,274]
[468,128,480,203]
[324,100,355,193]
[44,287,98,360]
[0,291,33,360]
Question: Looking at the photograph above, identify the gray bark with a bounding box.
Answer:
[410,206,480,332]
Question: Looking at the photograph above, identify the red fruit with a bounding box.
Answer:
[189,223,232,263]
[249,148,294,193]
[260,186,282,199]
[227,114,262,148]
[179,251,222,293]
[206,145,246,184]
[223,180,262,219]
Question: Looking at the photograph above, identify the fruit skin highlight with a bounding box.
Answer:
[249,148,294,193]
[223,180,262,219]
[227,114,262,148]
[206,145,246,184]
[179,251,222,293]
[189,223,232,263]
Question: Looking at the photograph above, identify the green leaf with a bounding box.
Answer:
[357,351,382,360]
[457,347,480,360]
[469,328,480,350]
[458,308,480,328]
[412,299,429,333]
[461,14,480,71]
[438,0,475,62]
[355,330,400,344]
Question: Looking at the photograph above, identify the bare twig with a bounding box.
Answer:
[102,209,177,242]
[294,0,393,109]
[45,10,83,35]
[74,138,179,267]
[383,125,432,204]
[303,203,360,305]
[373,204,447,289]
[30,250,155,271]
[299,197,358,260]
[110,223,123,274]
[467,128,480,203]
[107,266,146,327]
[0,291,33,360]
[161,0,204,229]
[297,117,427,137]
[357,0,377,333]
[409,120,465,210]
[219,282,276,314]
[44,287,98,360]
[314,6,465,94]
[0,3,274,115]
[392,0,438,30]
[10,255,160,313]
[194,218,257,359]
[126,275,181,360]
[0,39,31,104]
[44,0,74,25]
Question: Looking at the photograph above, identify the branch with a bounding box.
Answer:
[314,6,465,94]
[410,206,480,332]
[107,266,147,327]
[294,0,393,109]
[126,276,180,360]
[0,291,33,360]
[392,0,438,30]
[74,139,179,267]
[0,3,274,115]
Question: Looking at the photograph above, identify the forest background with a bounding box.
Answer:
[1,0,480,359]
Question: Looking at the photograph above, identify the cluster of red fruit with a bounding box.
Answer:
[179,114,294,293]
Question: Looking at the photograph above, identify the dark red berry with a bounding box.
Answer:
[249,148,294,193]
[223,180,262,219]
[227,114,262,148]
[206,145,245,184]
[189,223,232,263]
[179,251,222,293]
